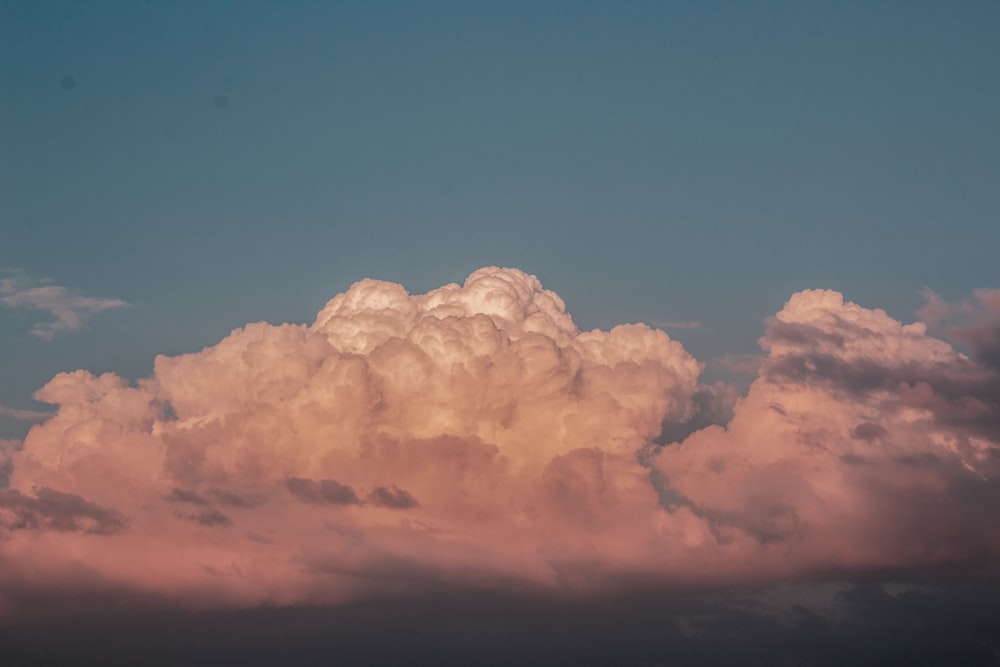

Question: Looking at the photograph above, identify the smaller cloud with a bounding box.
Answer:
[0,271,128,340]
[0,405,52,422]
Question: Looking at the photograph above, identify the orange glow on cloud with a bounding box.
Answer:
[1,269,998,619]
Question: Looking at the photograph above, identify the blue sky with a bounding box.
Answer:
[2,0,998,438]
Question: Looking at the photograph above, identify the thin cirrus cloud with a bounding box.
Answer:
[654,320,706,332]
[0,405,51,422]
[0,271,128,340]
[0,267,998,620]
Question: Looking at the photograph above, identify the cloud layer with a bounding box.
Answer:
[1,269,998,618]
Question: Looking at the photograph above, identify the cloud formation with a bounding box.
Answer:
[0,271,128,339]
[657,289,1000,574]
[0,269,998,619]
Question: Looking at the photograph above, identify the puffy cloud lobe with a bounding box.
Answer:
[762,290,1000,443]
[657,289,1000,574]
[1,269,998,619]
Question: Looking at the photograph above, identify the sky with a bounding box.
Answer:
[1,1,999,664]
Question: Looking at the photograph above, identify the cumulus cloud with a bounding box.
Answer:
[657,289,1000,574]
[921,288,1000,373]
[0,268,998,620]
[0,271,128,339]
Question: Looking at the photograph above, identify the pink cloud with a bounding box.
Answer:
[0,405,52,422]
[1,269,998,620]
[657,289,1000,575]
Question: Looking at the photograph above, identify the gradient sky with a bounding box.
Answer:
[2,2,1000,664]
[3,0,999,437]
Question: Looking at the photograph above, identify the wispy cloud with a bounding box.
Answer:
[712,353,764,375]
[0,405,52,422]
[654,320,706,331]
[0,271,128,340]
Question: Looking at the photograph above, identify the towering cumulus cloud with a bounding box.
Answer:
[1,270,998,618]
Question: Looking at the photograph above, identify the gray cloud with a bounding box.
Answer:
[210,488,265,508]
[367,485,419,509]
[286,477,360,505]
[176,509,231,527]
[0,487,126,535]
[761,313,1000,442]
[165,487,209,506]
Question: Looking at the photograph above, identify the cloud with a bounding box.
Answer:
[656,289,1000,573]
[919,288,1000,368]
[655,320,706,332]
[367,485,419,509]
[286,477,360,505]
[165,487,209,505]
[0,440,20,488]
[176,508,231,527]
[0,271,128,339]
[0,405,52,422]
[0,487,126,535]
[0,268,998,620]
